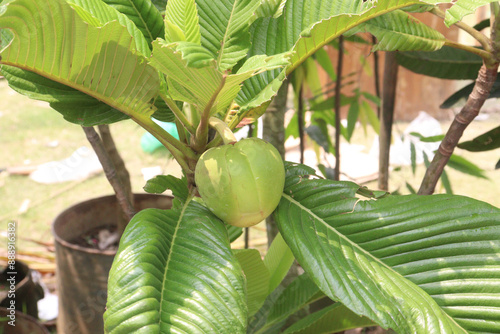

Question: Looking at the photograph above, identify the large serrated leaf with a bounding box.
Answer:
[238,0,454,121]
[151,40,289,116]
[0,0,160,121]
[104,203,247,333]
[103,0,164,44]
[67,0,151,55]
[444,0,496,27]
[353,10,445,52]
[275,163,500,333]
[0,64,129,125]
[196,0,262,71]
[0,0,173,126]
[396,45,483,79]
[164,0,201,43]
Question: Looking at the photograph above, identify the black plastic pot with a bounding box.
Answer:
[0,261,43,318]
[52,193,173,334]
[0,307,49,334]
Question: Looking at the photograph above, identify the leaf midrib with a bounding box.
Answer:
[281,192,467,332]
[158,199,191,327]
[217,0,239,69]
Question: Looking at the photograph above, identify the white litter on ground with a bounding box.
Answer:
[30,146,102,184]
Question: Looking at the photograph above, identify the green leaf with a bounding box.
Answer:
[0,0,176,126]
[164,0,201,44]
[444,0,497,27]
[263,233,295,294]
[248,285,287,334]
[458,125,500,152]
[102,0,164,44]
[67,0,151,56]
[410,132,445,143]
[275,163,500,333]
[256,0,286,18]
[0,0,174,126]
[283,303,375,334]
[360,99,379,134]
[143,175,189,200]
[354,10,445,52]
[234,249,270,317]
[396,46,483,80]
[151,40,289,117]
[104,203,247,333]
[447,154,488,179]
[314,48,336,81]
[227,225,243,243]
[440,168,453,194]
[305,125,330,153]
[0,65,129,125]
[0,0,160,121]
[346,100,360,142]
[239,0,453,120]
[150,0,167,12]
[440,79,500,109]
[265,273,323,329]
[410,141,417,175]
[473,18,490,31]
[197,0,262,71]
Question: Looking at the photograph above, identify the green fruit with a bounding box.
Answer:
[195,138,285,227]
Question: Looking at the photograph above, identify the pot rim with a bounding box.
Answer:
[51,193,171,256]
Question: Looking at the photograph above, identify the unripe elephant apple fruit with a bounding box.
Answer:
[195,138,285,227]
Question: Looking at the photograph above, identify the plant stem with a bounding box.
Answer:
[159,92,196,134]
[378,52,399,191]
[444,40,492,61]
[334,35,344,181]
[418,64,498,194]
[192,75,227,152]
[431,7,492,53]
[135,115,195,171]
[491,2,500,63]
[208,117,237,144]
[82,126,136,233]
